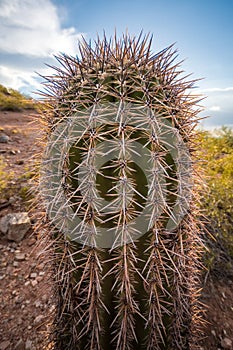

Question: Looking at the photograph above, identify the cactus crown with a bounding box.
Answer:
[39,33,203,350]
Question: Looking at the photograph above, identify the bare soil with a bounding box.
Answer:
[0,111,232,350]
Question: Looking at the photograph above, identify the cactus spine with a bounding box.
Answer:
[39,33,203,350]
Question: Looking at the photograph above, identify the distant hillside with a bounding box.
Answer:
[0,84,38,111]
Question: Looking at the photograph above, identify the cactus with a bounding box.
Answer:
[39,33,204,350]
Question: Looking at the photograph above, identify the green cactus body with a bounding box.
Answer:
[40,33,203,350]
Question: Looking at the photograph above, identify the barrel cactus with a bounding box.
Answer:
[39,33,203,350]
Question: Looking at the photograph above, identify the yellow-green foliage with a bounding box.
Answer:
[198,126,233,269]
[0,157,14,196]
[0,84,37,111]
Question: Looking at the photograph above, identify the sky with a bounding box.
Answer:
[0,0,232,129]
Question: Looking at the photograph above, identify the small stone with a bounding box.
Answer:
[15,252,25,261]
[6,266,11,274]
[30,272,37,279]
[9,197,16,204]
[31,279,38,287]
[34,300,42,308]
[211,329,216,337]
[25,340,33,350]
[14,338,25,350]
[24,281,30,286]
[13,261,19,267]
[42,294,48,302]
[15,295,23,304]
[0,341,11,350]
[221,337,232,349]
[27,238,36,247]
[34,314,43,325]
[37,263,45,270]
[0,212,31,242]
[0,133,10,143]
[0,216,9,234]
[49,304,55,312]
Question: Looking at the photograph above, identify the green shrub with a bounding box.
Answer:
[198,127,233,276]
[0,84,37,111]
[0,157,14,197]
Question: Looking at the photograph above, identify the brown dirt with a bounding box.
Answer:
[0,111,232,350]
[0,111,53,350]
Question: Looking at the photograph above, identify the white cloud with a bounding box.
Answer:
[199,87,233,93]
[0,0,83,57]
[0,64,54,96]
[197,86,233,128]
[209,105,221,112]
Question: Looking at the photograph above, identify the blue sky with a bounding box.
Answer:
[0,0,232,128]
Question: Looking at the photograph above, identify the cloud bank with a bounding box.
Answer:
[198,87,233,129]
[0,0,83,93]
[0,0,82,57]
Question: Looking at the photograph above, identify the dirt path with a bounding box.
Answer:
[0,111,232,350]
[0,111,53,350]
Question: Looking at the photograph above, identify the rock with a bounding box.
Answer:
[34,314,44,325]
[15,252,26,261]
[30,272,37,279]
[25,340,33,350]
[211,329,216,337]
[14,338,25,350]
[0,341,11,350]
[221,337,232,349]
[31,279,38,287]
[0,212,31,242]
[0,133,10,143]
[37,263,45,270]
[15,295,23,304]
[34,300,42,308]
[27,238,36,247]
